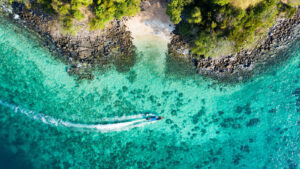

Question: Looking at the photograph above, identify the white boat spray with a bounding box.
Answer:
[0,99,157,132]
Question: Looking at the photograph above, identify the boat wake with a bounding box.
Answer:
[0,99,157,132]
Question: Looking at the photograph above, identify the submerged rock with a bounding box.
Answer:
[246,118,260,127]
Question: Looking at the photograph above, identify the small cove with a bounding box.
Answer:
[0,16,299,168]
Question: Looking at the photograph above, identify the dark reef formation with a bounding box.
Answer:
[293,88,300,113]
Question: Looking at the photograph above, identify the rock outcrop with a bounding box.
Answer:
[169,7,300,83]
[9,2,136,81]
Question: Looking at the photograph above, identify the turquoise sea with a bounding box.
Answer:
[0,16,299,169]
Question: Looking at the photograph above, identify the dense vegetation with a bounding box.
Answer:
[167,0,298,57]
[36,0,141,31]
[229,0,263,9]
[286,0,300,7]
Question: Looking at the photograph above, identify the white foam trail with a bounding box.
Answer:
[0,99,154,132]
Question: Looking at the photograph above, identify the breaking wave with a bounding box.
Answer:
[0,99,156,132]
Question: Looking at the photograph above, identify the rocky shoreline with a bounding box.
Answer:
[1,1,299,83]
[2,2,136,81]
[170,7,300,83]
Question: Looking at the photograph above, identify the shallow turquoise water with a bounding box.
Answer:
[0,16,299,169]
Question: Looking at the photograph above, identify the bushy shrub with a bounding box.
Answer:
[187,7,202,24]
[91,0,140,30]
[279,2,297,18]
[166,0,193,24]
[191,32,217,56]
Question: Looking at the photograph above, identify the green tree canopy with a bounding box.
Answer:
[167,0,297,57]
[187,7,202,24]
[36,0,141,31]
